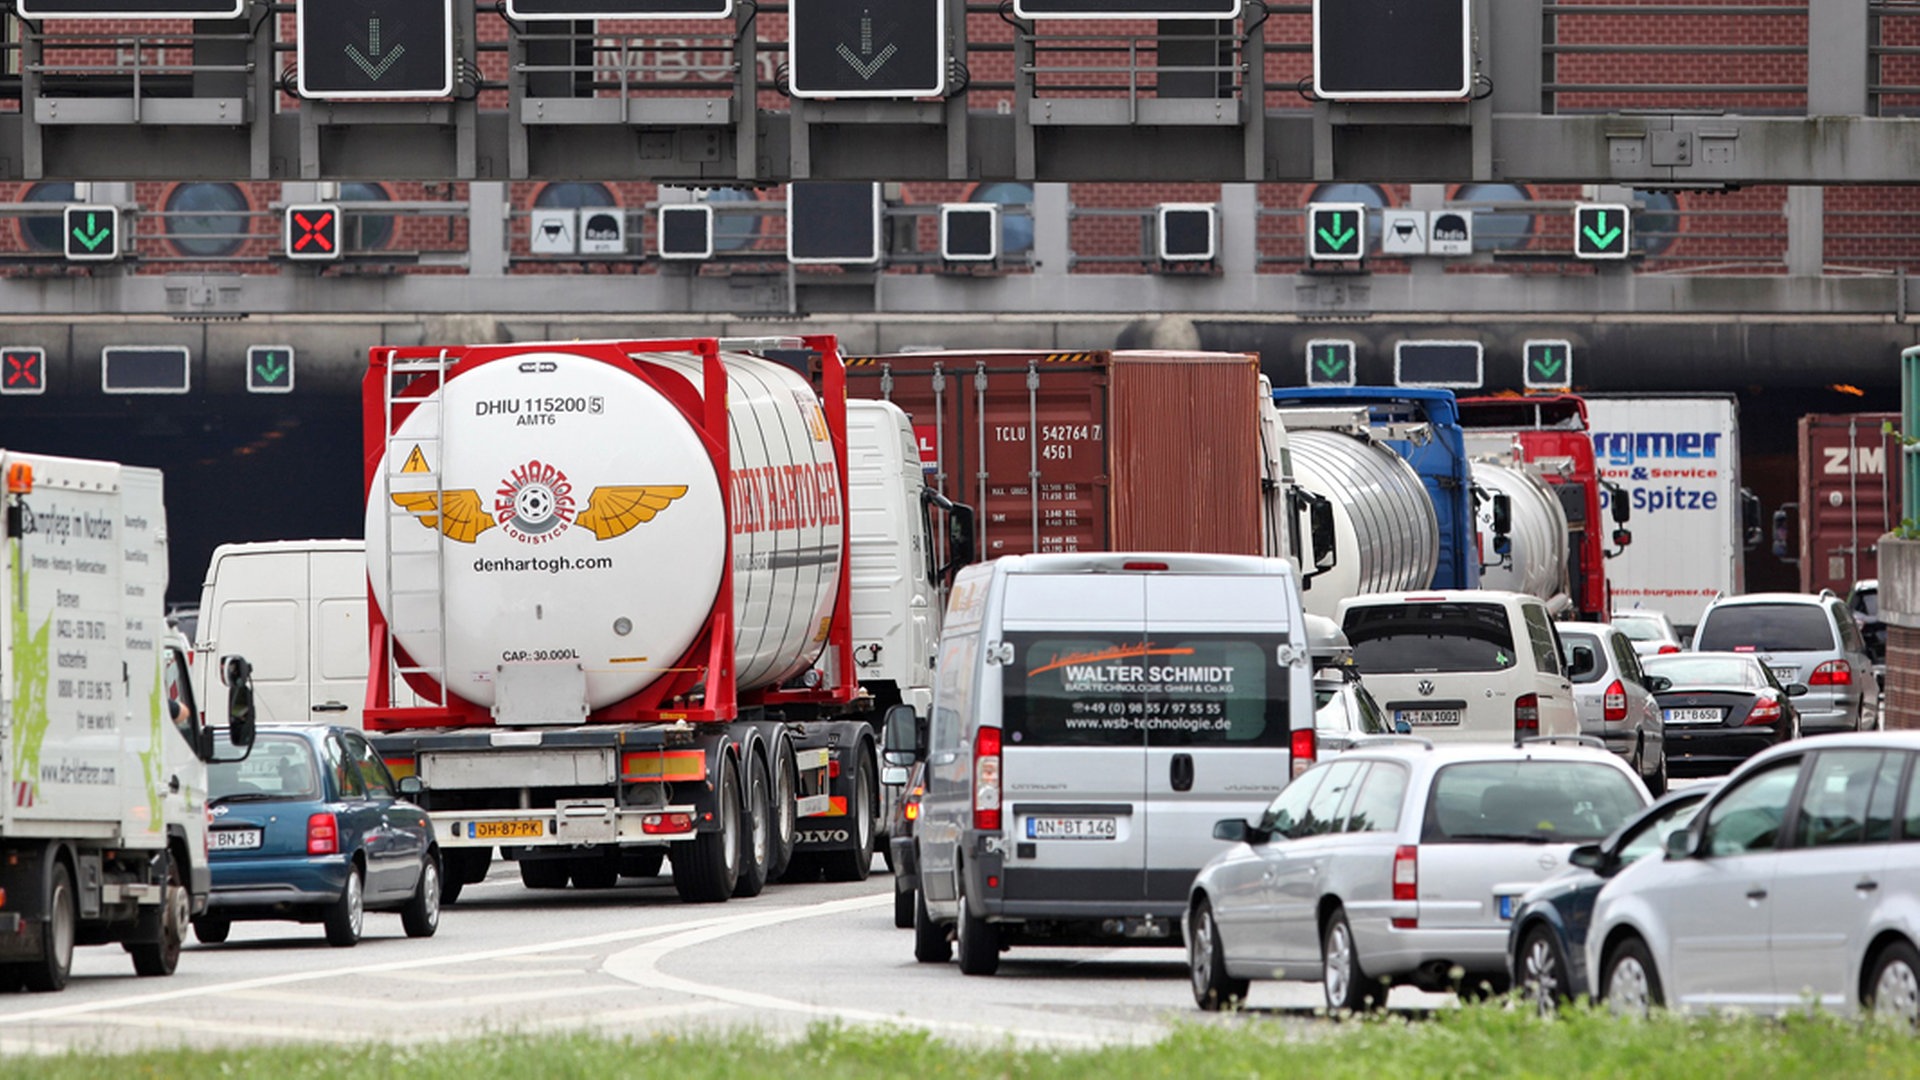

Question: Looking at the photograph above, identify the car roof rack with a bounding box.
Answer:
[1518,734,1609,751]
[1352,734,1436,750]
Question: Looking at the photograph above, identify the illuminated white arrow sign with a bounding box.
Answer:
[835,11,896,80]
[346,17,407,80]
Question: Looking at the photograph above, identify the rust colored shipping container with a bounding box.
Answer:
[840,350,1267,559]
[1797,412,1902,596]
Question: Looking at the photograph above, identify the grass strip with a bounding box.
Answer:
[8,1003,1919,1079]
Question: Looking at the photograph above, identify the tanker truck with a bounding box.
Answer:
[1270,386,1483,591]
[1268,407,1440,619]
[1467,435,1575,615]
[359,336,968,903]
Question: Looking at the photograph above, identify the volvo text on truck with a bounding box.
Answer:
[2,450,256,990]
[358,337,970,903]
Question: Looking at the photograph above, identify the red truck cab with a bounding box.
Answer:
[1458,394,1629,622]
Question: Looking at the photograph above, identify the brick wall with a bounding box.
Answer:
[1887,625,1920,730]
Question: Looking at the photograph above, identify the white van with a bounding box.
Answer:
[1336,590,1579,744]
[193,540,369,730]
[910,552,1312,975]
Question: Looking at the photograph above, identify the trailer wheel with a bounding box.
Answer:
[766,738,799,882]
[441,848,491,905]
[130,855,188,977]
[672,755,741,903]
[820,748,876,882]
[570,853,619,890]
[732,752,772,898]
[518,858,571,890]
[22,861,76,992]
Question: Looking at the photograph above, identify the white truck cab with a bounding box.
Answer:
[907,552,1311,975]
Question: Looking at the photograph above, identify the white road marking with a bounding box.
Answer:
[601,892,1158,1048]
[218,983,616,1012]
[0,908,763,1026]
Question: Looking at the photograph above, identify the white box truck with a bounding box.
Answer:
[1585,396,1761,634]
[1,450,255,991]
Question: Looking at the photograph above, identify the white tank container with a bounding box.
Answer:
[1287,428,1439,616]
[365,348,844,711]
[1473,458,1572,609]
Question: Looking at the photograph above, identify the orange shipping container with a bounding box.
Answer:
[838,350,1270,559]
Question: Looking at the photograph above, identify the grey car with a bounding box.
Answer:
[1558,622,1667,795]
[1186,740,1649,1011]
[1692,592,1880,734]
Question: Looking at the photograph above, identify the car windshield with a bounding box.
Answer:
[1558,631,1608,685]
[1694,603,1836,653]
[1612,617,1667,643]
[1344,602,1518,675]
[1423,760,1646,843]
[1643,654,1760,689]
[209,735,320,802]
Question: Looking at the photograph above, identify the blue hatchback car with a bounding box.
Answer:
[1506,784,1716,1012]
[196,725,441,947]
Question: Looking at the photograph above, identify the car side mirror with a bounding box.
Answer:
[1568,843,1608,872]
[208,655,256,763]
[1567,646,1596,679]
[1786,683,1809,698]
[398,776,424,798]
[881,703,924,777]
[1213,818,1253,844]
[1647,675,1672,693]
[1613,528,1633,549]
[1665,828,1698,860]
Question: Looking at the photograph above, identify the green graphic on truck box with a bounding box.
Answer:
[9,584,52,807]
[137,661,165,833]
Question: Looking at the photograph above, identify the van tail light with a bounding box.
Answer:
[307,812,339,855]
[1603,680,1628,723]
[1809,660,1851,687]
[973,727,1002,832]
[1658,644,1681,655]
[1745,696,1784,726]
[1391,845,1418,928]
[1291,727,1317,779]
[1514,693,1540,742]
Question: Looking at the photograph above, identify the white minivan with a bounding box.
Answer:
[910,552,1314,975]
[193,539,370,730]
[1337,590,1579,744]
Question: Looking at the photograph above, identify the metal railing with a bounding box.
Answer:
[1541,1,1809,116]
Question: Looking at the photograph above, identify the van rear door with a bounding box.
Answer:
[200,547,307,727]
[1000,573,1150,905]
[310,549,369,726]
[1141,573,1297,906]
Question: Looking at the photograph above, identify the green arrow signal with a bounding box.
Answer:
[254,354,288,383]
[71,212,111,252]
[1581,210,1622,252]
[1316,212,1357,253]
[1315,347,1349,379]
[1531,347,1564,379]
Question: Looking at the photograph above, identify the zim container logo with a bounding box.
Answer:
[391,444,689,546]
[495,460,577,544]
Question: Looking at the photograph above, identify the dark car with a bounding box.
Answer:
[197,725,441,947]
[1507,784,1715,1013]
[1640,652,1806,776]
[1848,579,1885,687]
[889,761,927,929]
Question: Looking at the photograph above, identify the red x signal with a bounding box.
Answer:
[1,349,44,394]
[292,211,335,252]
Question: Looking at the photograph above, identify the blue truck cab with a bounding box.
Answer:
[1271,385,1480,590]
